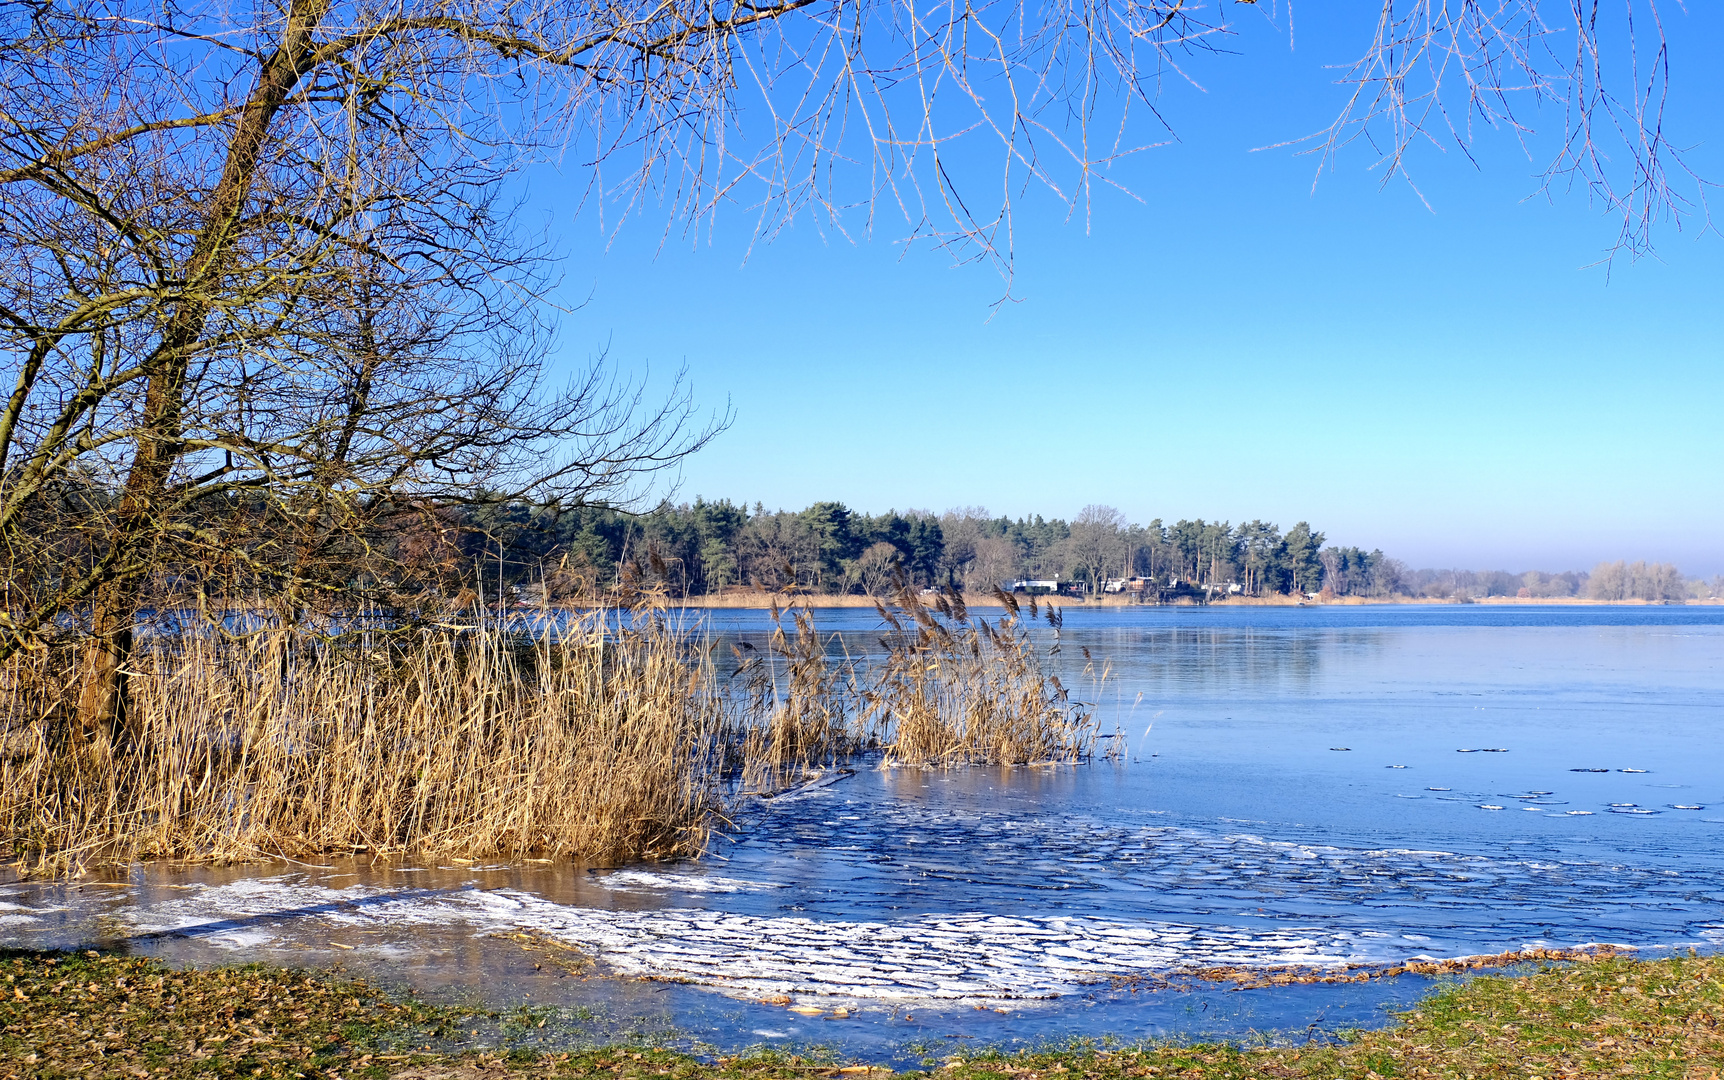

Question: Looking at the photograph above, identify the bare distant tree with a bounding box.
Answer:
[968,536,1021,592]
[1588,560,1685,602]
[1318,548,1345,596]
[936,507,986,586]
[855,542,902,598]
[736,512,817,591]
[1065,505,1126,592]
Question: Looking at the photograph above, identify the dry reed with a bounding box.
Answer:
[2,592,1104,874]
[857,584,1099,767]
[1,610,730,874]
[730,600,859,792]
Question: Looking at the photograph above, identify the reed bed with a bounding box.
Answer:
[859,585,1101,767]
[1,612,730,874]
[730,600,860,792]
[1,593,1102,874]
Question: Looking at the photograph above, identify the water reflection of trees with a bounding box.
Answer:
[1058,627,1391,704]
[713,623,1393,707]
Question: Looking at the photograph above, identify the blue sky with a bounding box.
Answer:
[524,5,1723,575]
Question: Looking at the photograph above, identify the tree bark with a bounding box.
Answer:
[75,588,135,746]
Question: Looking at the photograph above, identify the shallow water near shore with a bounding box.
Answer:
[5,604,1723,1060]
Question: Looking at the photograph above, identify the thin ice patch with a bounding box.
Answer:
[597,870,785,894]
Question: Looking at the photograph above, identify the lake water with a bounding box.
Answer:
[5,604,1722,1061]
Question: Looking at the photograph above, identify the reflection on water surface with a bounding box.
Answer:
[5,604,1723,1057]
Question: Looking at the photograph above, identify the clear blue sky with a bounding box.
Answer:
[524,6,1723,575]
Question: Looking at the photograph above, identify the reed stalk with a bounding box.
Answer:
[859,584,1099,767]
[730,600,859,792]
[1,610,729,874]
[2,593,1102,873]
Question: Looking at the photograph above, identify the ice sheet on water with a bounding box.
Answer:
[461,891,1383,1000]
[71,818,1718,1007]
[597,870,784,894]
[104,875,1385,1002]
[8,747,1721,1010]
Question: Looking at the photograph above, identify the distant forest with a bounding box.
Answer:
[469,500,1715,603]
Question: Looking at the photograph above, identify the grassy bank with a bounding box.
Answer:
[4,949,1720,1079]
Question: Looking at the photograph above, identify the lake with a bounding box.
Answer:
[5,604,1722,1061]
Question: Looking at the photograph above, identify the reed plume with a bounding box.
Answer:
[860,581,1098,767]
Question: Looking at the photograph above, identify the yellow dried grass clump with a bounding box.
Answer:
[730,600,859,792]
[1,612,728,874]
[1,593,1104,874]
[860,585,1100,767]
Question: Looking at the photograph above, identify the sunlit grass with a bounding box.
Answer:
[4,950,1721,1078]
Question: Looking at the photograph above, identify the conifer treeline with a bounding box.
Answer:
[467,500,1712,602]
[475,500,1336,598]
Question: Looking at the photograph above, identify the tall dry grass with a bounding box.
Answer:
[858,585,1100,767]
[730,600,859,792]
[1,611,730,874]
[1,593,1103,873]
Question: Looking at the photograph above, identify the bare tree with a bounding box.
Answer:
[0,0,1701,744]
[0,1,729,739]
[855,541,902,597]
[1311,0,1704,256]
[1065,504,1125,592]
[1318,548,1345,597]
[962,535,1023,593]
[1588,559,1685,602]
[736,511,818,591]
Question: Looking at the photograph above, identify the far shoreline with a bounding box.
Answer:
[660,591,1721,610]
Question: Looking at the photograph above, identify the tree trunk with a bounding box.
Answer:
[66,0,331,740]
[76,585,136,748]
[72,446,172,746]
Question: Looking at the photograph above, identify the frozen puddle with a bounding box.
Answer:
[110,876,1387,1003]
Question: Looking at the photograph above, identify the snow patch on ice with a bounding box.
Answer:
[597,870,785,894]
[105,876,1386,1003]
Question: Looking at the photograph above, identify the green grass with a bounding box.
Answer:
[3,949,1721,1079]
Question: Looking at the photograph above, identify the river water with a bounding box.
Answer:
[5,604,1722,1060]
